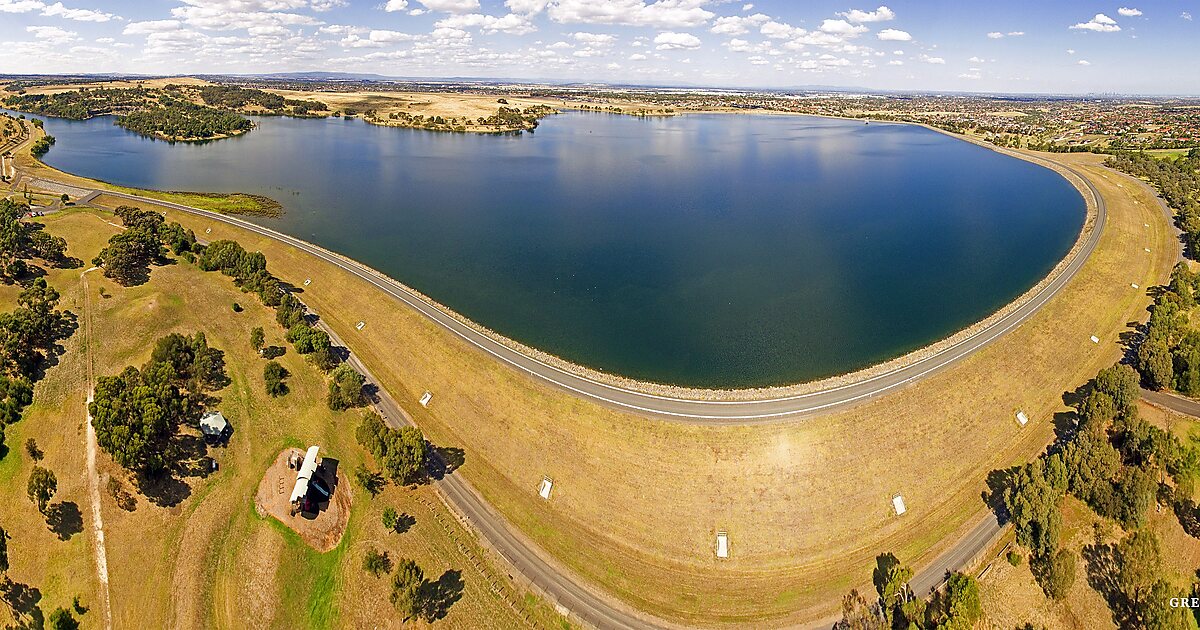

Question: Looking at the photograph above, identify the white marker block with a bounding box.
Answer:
[1144,223,1150,228]
[1145,248,1151,253]
[892,494,907,516]
[1090,335,1100,344]
[1132,283,1139,289]
[1016,411,1029,426]
[538,477,553,500]
[716,531,729,559]
[205,228,212,234]
[419,391,432,408]
[304,278,311,286]
[356,321,365,330]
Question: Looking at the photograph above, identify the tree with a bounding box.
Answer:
[383,507,399,531]
[1041,548,1076,600]
[872,553,911,626]
[1005,459,1064,559]
[90,363,189,475]
[362,547,391,577]
[1137,338,1174,390]
[263,361,288,397]
[150,331,227,392]
[47,607,80,630]
[327,364,365,411]
[0,526,8,573]
[1094,363,1141,414]
[356,413,428,485]
[27,465,57,513]
[1118,530,1163,606]
[835,588,885,630]
[390,558,425,621]
[938,573,982,629]
[250,326,264,354]
[24,437,41,462]
[354,463,384,496]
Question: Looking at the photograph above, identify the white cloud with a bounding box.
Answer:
[0,0,44,13]
[383,0,407,11]
[1071,13,1121,32]
[40,2,117,22]
[839,5,895,23]
[741,2,752,10]
[920,54,944,64]
[876,28,910,41]
[710,13,768,35]
[818,19,867,36]
[418,0,479,14]
[1077,59,1091,65]
[124,19,183,34]
[654,31,701,50]
[967,55,983,62]
[747,54,768,65]
[436,12,537,35]
[886,59,902,65]
[547,0,714,29]
[1117,7,1141,17]
[572,31,615,44]
[958,71,980,79]
[1182,11,1193,21]
[26,24,77,44]
[1066,48,1075,54]
[986,31,1004,39]
[505,0,548,15]
[628,52,646,59]
[1007,31,1024,36]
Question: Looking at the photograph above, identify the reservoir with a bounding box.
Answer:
[27,110,1086,388]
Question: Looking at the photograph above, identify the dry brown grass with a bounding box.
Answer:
[70,150,1174,625]
[0,208,568,629]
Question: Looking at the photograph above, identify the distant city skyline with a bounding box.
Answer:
[1,0,1198,94]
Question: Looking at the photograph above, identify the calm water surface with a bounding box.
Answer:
[25,111,1085,387]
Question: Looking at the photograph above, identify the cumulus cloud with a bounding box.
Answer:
[40,2,117,22]
[26,24,77,44]
[920,54,944,64]
[628,52,646,59]
[654,30,701,50]
[886,59,902,65]
[572,31,615,44]
[417,0,480,14]
[1077,59,1091,65]
[436,12,537,35]
[1117,7,1141,17]
[1071,13,1121,32]
[818,19,867,36]
[876,28,910,41]
[505,0,548,15]
[839,5,894,23]
[383,0,407,11]
[1182,11,1193,21]
[547,0,714,29]
[710,13,768,35]
[124,19,184,34]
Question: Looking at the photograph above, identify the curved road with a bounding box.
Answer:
[77,159,1104,424]
[18,133,1112,629]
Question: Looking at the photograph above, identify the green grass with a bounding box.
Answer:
[107,185,283,217]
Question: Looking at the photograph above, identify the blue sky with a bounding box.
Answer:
[0,0,1197,94]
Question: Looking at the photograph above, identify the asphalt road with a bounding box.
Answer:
[1142,388,1200,418]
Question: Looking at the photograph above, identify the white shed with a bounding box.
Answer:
[289,446,321,505]
[199,411,229,439]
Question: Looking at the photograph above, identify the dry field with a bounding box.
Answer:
[64,149,1174,626]
[0,208,568,629]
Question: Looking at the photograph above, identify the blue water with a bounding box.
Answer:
[24,110,1085,387]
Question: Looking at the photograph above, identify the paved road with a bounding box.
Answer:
[78,157,1106,423]
[1142,388,1200,418]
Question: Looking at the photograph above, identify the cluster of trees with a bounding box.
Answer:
[30,134,54,157]
[1107,151,1200,256]
[89,332,227,476]
[355,412,427,486]
[93,205,195,285]
[116,102,253,141]
[1000,363,1200,621]
[1,198,72,281]
[0,278,74,454]
[193,85,326,117]
[327,363,366,410]
[263,360,288,397]
[1137,263,1200,394]
[2,87,155,120]
[835,554,982,629]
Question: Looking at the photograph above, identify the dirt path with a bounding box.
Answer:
[81,266,113,630]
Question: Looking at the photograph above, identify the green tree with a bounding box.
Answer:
[1093,363,1141,414]
[327,364,365,411]
[354,463,384,496]
[250,326,264,354]
[362,547,391,578]
[836,588,886,629]
[90,362,189,475]
[939,573,982,629]
[383,506,399,531]
[1041,548,1076,600]
[1118,530,1162,606]
[47,607,80,630]
[390,558,425,621]
[263,360,288,397]
[1137,338,1174,390]
[1005,459,1064,558]
[27,465,57,513]
[872,553,911,626]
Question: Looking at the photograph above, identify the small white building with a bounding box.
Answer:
[199,411,230,441]
[716,531,729,559]
[1016,411,1029,427]
[538,477,553,500]
[892,493,907,516]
